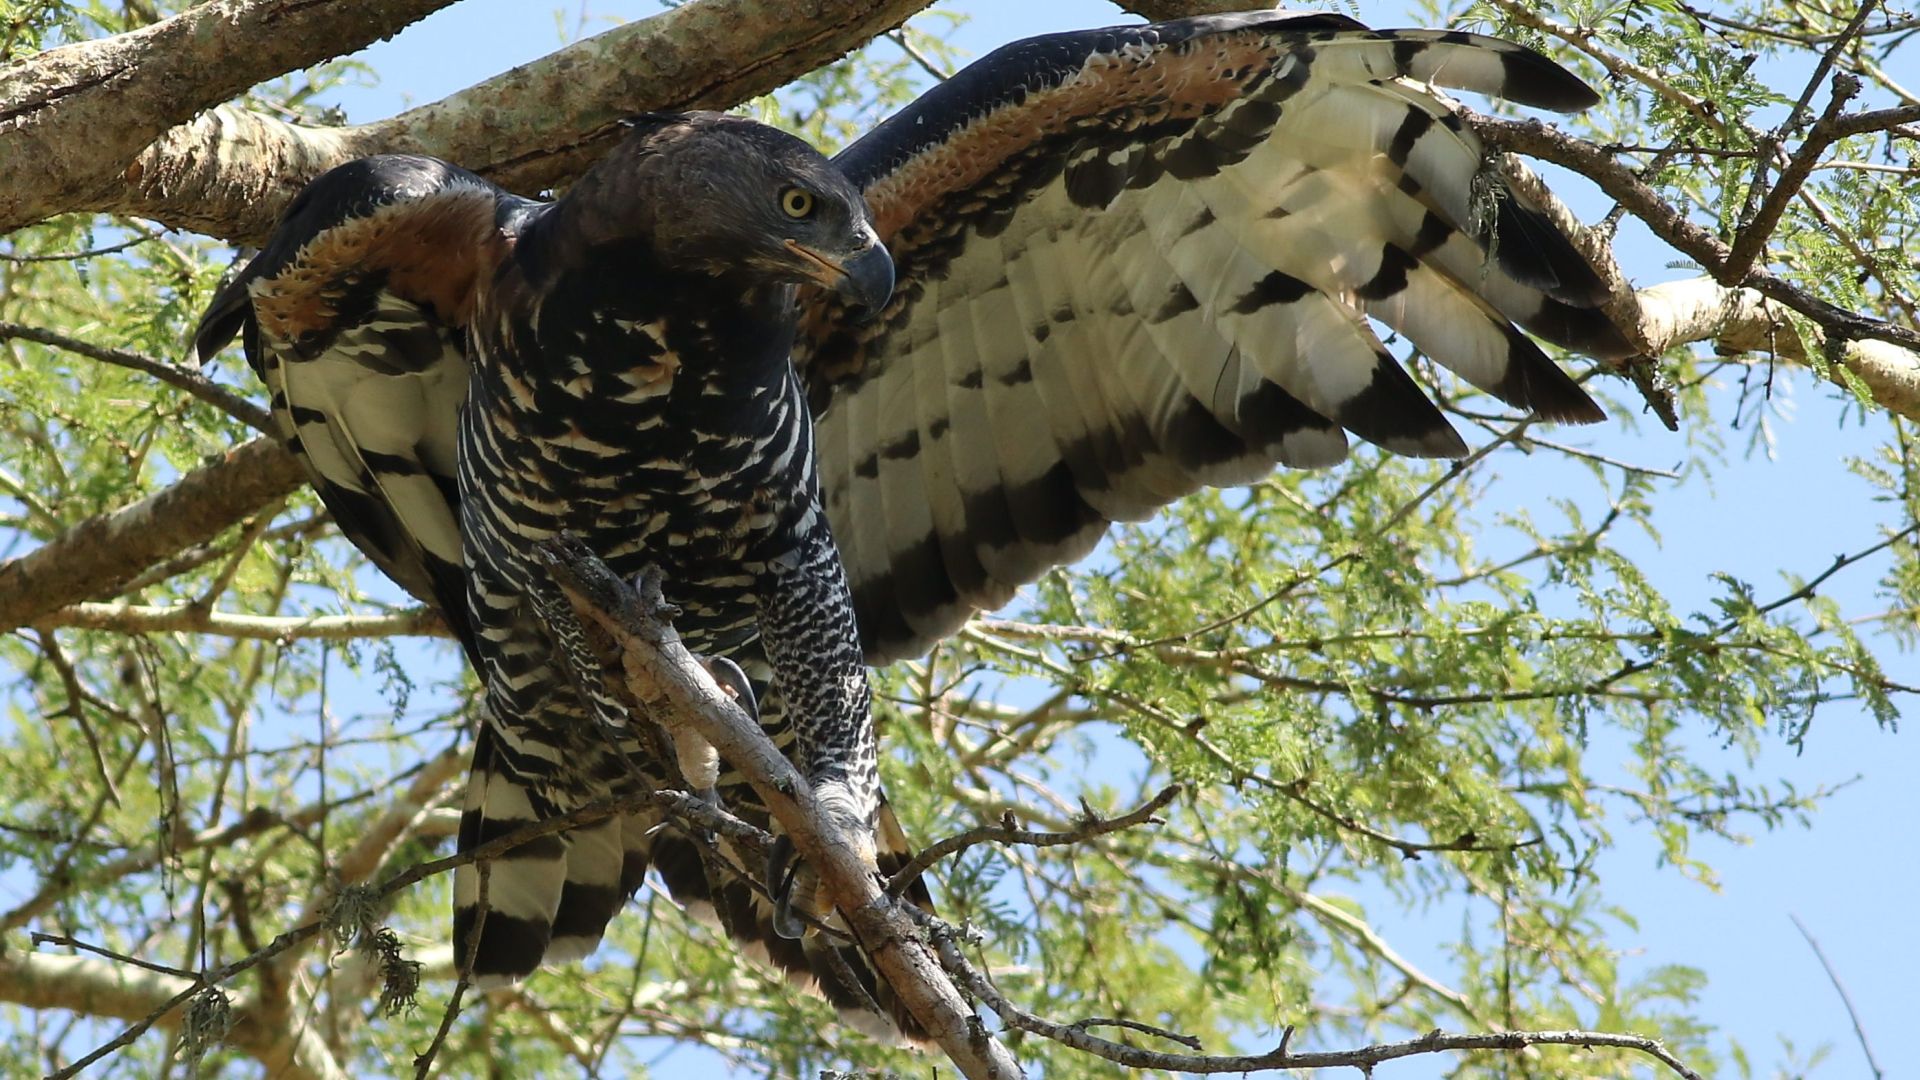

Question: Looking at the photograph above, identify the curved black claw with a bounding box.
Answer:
[765,833,807,940]
[704,655,758,722]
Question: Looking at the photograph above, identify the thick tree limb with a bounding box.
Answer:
[0,437,304,633]
[26,0,945,243]
[1122,0,1251,17]
[13,0,1286,243]
[1635,277,1920,419]
[536,541,1026,1080]
[0,0,460,238]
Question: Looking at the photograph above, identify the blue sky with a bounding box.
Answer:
[311,2,1918,1077]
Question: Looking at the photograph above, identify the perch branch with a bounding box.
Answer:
[534,537,1026,1080]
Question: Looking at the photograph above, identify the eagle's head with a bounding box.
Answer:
[564,111,893,315]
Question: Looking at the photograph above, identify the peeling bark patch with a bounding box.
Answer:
[0,66,130,125]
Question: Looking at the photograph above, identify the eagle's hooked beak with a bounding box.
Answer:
[786,235,894,317]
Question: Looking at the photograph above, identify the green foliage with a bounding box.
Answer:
[1,1,1915,1077]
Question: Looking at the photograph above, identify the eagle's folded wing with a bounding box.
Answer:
[193,156,524,653]
[796,11,1633,664]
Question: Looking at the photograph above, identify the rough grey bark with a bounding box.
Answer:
[1124,0,1255,16]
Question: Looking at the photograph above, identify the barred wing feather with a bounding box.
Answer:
[797,11,1632,664]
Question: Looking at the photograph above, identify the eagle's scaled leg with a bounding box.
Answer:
[755,523,881,938]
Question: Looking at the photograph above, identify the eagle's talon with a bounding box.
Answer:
[703,656,758,722]
[687,785,723,843]
[766,834,807,940]
[629,566,680,619]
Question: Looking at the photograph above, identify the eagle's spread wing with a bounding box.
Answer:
[193,155,516,654]
[796,11,1633,664]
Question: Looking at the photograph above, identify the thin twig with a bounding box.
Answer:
[1082,423,1536,659]
[0,234,153,263]
[413,863,483,1079]
[1789,913,1885,1080]
[887,29,950,81]
[885,785,1181,897]
[0,320,271,431]
[1068,1016,1204,1050]
[30,932,202,981]
[928,919,1704,1076]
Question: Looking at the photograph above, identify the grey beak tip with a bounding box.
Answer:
[838,244,894,320]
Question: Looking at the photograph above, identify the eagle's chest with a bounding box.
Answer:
[457,308,817,643]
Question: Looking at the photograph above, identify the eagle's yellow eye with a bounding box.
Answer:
[780,187,816,219]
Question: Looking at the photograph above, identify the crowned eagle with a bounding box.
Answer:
[193,10,1629,1039]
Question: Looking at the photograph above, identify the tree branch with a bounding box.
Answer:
[0,951,349,1080]
[0,319,271,431]
[264,743,466,989]
[11,0,1274,243]
[1634,276,1920,419]
[0,0,460,238]
[1470,114,1920,397]
[1723,72,1864,284]
[23,0,945,243]
[885,784,1181,897]
[31,779,748,1078]
[0,436,305,633]
[928,921,1704,1078]
[1789,913,1885,1080]
[1120,0,1251,17]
